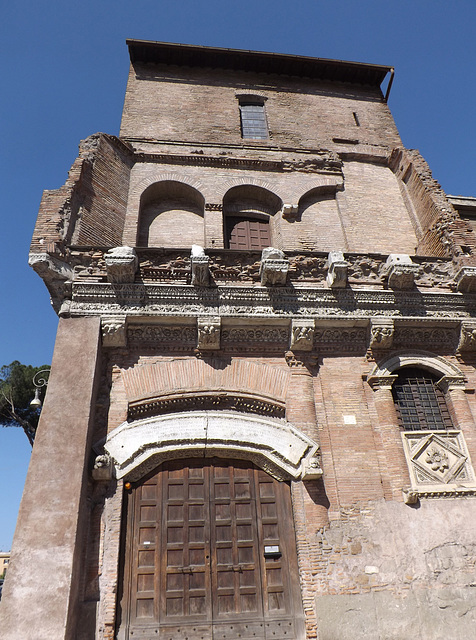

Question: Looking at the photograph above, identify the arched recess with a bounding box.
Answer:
[296,186,346,252]
[104,410,319,482]
[138,180,205,247]
[223,185,282,249]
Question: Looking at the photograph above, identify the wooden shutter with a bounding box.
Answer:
[227,217,271,250]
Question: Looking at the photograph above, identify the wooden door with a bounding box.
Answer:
[118,459,304,640]
[226,217,271,250]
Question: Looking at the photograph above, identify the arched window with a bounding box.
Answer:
[392,367,453,431]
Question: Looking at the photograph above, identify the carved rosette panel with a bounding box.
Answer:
[401,430,476,495]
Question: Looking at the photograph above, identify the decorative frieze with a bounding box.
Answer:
[104,246,138,284]
[326,251,348,288]
[197,317,221,350]
[393,326,459,351]
[221,327,289,345]
[290,320,315,351]
[369,318,394,350]
[127,325,197,348]
[260,247,289,286]
[401,430,476,497]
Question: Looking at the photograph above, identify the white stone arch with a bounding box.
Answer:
[370,350,465,381]
[104,410,319,482]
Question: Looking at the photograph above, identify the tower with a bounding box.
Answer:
[2,40,476,639]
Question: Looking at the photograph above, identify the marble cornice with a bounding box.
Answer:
[66,282,476,321]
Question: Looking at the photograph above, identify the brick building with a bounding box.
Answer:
[2,40,476,639]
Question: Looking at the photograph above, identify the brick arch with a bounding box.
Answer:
[298,184,339,205]
[128,173,205,215]
[121,359,289,406]
[218,178,283,203]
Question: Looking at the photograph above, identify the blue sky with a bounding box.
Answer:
[1,0,475,550]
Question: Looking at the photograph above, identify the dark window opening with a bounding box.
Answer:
[225,216,270,250]
[240,103,268,139]
[392,367,453,431]
[352,111,360,127]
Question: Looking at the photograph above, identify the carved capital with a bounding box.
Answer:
[455,266,476,293]
[191,245,210,287]
[105,246,138,284]
[260,247,289,286]
[436,375,466,394]
[101,317,127,348]
[290,320,315,351]
[326,251,348,288]
[197,317,221,350]
[385,254,418,290]
[366,374,398,391]
[369,318,394,350]
[301,456,323,480]
[92,454,114,482]
[458,320,476,351]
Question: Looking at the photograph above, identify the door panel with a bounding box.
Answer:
[119,459,304,640]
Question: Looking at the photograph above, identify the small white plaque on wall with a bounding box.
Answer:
[343,415,357,425]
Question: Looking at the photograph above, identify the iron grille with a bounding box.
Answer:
[392,367,453,431]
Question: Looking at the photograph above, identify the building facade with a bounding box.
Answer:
[2,40,476,640]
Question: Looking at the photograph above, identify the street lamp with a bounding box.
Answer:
[29,368,51,410]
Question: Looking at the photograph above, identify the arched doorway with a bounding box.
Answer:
[117,458,305,640]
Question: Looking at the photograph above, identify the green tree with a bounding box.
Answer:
[0,361,50,446]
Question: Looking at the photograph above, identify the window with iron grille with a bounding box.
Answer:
[239,102,268,139]
[392,367,453,431]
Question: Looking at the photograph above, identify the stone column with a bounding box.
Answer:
[0,317,102,640]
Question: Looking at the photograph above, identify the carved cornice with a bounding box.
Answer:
[69,283,476,321]
[128,391,286,421]
[132,150,343,175]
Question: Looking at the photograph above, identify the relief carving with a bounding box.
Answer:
[197,317,221,350]
[260,247,289,286]
[101,317,127,348]
[401,430,476,497]
[290,320,315,351]
[458,320,476,352]
[369,318,394,350]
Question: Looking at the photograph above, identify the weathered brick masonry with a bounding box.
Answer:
[3,40,476,640]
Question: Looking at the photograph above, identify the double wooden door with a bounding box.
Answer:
[118,458,304,640]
